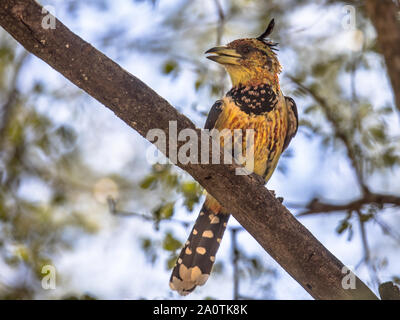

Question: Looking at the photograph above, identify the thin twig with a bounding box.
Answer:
[213,0,225,45]
[212,0,227,96]
[356,210,380,290]
[0,51,29,138]
[107,197,190,228]
[230,227,240,300]
[297,193,400,216]
[107,197,245,233]
[373,215,400,244]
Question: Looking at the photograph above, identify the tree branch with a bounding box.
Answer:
[297,192,400,217]
[365,0,400,113]
[0,0,378,299]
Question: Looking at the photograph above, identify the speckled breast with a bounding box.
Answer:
[215,84,288,180]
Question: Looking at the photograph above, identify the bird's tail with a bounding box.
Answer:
[169,195,230,296]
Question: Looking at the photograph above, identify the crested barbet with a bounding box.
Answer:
[169,19,298,295]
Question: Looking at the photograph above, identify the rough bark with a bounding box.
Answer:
[365,0,400,113]
[379,281,400,300]
[0,0,379,299]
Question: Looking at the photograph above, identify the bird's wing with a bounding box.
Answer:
[204,100,224,130]
[282,96,298,151]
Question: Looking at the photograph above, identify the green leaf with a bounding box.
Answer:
[181,181,197,194]
[160,202,174,219]
[167,254,178,269]
[180,181,201,211]
[165,174,178,187]
[56,125,77,147]
[379,105,393,115]
[141,237,153,251]
[382,148,399,167]
[162,60,178,75]
[0,46,14,63]
[359,213,373,223]
[312,63,329,77]
[369,126,386,143]
[195,79,203,91]
[336,220,350,234]
[162,232,182,252]
[140,175,157,189]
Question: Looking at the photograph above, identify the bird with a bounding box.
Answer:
[169,19,298,296]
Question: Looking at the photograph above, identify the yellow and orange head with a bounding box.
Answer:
[206,19,281,87]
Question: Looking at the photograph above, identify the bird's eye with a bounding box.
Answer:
[241,46,251,54]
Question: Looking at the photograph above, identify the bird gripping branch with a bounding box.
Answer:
[169,19,298,296]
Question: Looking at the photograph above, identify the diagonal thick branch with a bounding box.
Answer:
[0,0,378,299]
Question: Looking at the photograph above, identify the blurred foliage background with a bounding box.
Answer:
[0,0,399,299]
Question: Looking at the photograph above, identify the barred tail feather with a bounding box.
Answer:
[169,198,230,296]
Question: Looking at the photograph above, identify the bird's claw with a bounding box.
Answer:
[269,190,284,203]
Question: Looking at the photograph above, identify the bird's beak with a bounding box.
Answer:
[205,46,242,65]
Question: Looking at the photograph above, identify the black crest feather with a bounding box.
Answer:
[257,19,275,41]
[256,19,279,51]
